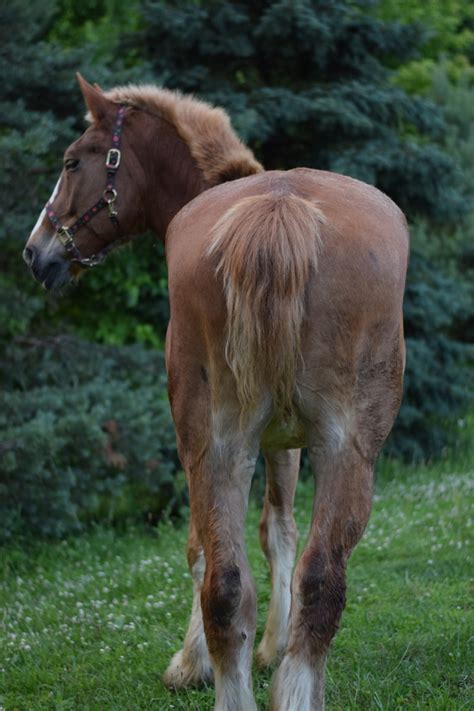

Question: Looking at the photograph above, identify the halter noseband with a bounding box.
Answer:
[46,104,127,267]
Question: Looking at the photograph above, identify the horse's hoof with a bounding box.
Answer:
[255,638,283,669]
[163,649,214,689]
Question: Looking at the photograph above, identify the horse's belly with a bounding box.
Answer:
[260,413,306,450]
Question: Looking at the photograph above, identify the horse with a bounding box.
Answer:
[23,75,408,710]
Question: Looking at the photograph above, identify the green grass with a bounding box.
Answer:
[1,457,473,710]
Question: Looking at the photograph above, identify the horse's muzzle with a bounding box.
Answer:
[23,243,70,290]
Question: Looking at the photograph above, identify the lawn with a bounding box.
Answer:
[1,457,472,710]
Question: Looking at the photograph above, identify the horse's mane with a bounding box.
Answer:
[102,84,264,186]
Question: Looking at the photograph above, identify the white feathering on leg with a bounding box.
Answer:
[257,505,296,666]
[271,653,326,711]
[163,553,213,688]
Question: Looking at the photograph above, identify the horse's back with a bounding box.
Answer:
[167,167,408,298]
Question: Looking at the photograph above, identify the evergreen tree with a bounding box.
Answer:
[0,1,176,538]
[388,65,474,458]
[132,0,465,221]
[0,0,82,348]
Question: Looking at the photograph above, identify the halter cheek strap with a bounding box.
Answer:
[46,104,127,267]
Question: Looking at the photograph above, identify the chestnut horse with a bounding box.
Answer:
[24,76,408,710]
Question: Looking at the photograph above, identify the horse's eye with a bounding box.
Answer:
[65,158,80,172]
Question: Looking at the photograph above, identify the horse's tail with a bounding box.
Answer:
[208,191,325,416]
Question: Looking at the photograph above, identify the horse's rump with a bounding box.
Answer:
[207,191,325,416]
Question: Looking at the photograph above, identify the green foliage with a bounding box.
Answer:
[387,250,473,459]
[48,238,169,347]
[432,65,474,194]
[0,1,175,542]
[0,337,178,541]
[388,67,474,459]
[426,66,474,346]
[48,0,142,62]
[378,0,474,91]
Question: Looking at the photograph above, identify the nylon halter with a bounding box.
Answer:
[46,104,127,267]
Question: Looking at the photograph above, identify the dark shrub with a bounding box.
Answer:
[0,337,179,540]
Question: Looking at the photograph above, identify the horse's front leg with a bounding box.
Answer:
[163,517,213,688]
[257,448,299,667]
[163,323,213,689]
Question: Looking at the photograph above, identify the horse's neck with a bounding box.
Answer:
[136,113,209,240]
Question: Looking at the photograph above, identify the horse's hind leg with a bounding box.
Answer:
[271,440,373,710]
[170,390,266,710]
[163,517,212,688]
[257,448,299,667]
[271,332,404,709]
[194,421,261,711]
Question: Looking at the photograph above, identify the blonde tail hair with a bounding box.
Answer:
[208,191,325,416]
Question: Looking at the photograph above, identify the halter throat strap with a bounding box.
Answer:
[46,104,127,267]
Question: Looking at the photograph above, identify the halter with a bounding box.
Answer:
[46,104,127,267]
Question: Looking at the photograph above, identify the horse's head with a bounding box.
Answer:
[23,75,145,290]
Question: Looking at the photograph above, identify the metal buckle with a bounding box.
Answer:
[105,148,121,170]
[103,187,118,218]
[77,254,103,267]
[57,226,74,250]
[103,188,118,204]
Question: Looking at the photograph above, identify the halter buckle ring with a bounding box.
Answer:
[105,149,121,169]
[103,188,118,218]
[57,226,74,250]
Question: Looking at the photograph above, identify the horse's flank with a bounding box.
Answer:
[167,168,407,450]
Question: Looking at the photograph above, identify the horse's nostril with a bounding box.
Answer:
[23,246,36,266]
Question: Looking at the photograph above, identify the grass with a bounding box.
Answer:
[1,456,473,710]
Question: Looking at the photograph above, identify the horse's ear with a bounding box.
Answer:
[76,73,112,122]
